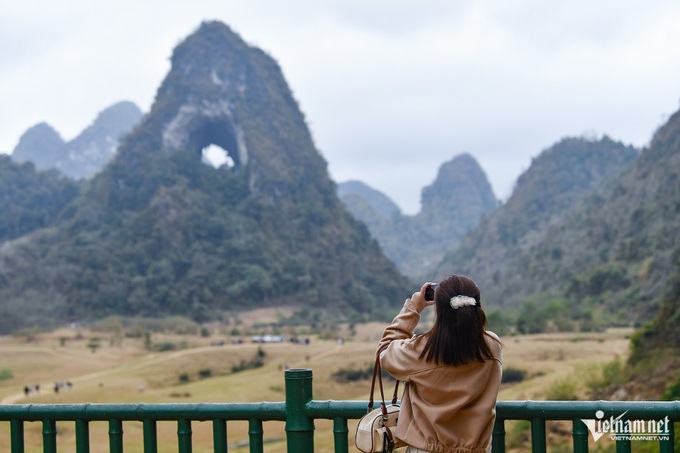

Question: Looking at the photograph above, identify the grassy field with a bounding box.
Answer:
[0,314,633,452]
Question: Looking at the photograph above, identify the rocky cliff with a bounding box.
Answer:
[0,21,410,333]
[339,153,497,278]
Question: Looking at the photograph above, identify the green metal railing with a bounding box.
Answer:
[493,400,679,453]
[1,368,678,452]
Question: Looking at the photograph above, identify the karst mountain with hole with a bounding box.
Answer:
[0,21,410,333]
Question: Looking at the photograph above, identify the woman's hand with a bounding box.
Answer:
[411,282,437,313]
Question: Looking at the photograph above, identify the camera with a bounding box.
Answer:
[425,284,437,301]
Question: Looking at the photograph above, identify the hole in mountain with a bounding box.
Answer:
[187,117,242,169]
[201,144,234,169]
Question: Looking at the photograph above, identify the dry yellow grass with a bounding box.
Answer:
[0,324,633,452]
[497,328,632,400]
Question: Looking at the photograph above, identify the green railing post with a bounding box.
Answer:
[492,417,506,453]
[285,368,315,453]
[333,416,349,453]
[178,419,192,453]
[248,418,263,453]
[615,420,631,453]
[212,419,228,453]
[75,419,90,453]
[572,419,588,453]
[43,419,57,453]
[10,419,24,453]
[659,420,674,453]
[615,437,631,453]
[530,418,546,453]
[109,419,123,453]
[143,419,157,453]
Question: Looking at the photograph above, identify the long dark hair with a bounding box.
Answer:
[419,274,497,366]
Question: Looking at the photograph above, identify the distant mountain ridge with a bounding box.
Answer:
[339,153,498,278]
[337,180,401,219]
[0,21,410,333]
[433,135,662,327]
[12,101,143,179]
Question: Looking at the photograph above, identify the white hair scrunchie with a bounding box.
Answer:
[449,295,477,309]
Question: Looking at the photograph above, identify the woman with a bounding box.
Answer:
[378,274,503,453]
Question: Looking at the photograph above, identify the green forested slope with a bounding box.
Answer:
[434,136,643,329]
[0,22,410,333]
[525,112,680,324]
[0,156,80,241]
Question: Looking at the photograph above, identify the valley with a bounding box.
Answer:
[0,313,633,452]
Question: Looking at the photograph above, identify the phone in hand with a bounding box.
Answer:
[425,284,437,301]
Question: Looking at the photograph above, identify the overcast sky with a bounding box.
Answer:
[2,1,680,214]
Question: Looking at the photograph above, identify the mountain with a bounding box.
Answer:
[530,113,680,322]
[338,153,497,278]
[0,21,410,334]
[433,135,657,328]
[586,111,680,400]
[0,156,80,242]
[412,153,498,263]
[10,123,65,170]
[12,101,143,179]
[337,180,401,220]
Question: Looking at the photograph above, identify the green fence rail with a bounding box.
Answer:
[1,368,678,452]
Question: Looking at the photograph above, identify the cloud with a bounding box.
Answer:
[1,1,680,214]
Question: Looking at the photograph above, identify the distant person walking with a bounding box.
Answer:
[378,274,503,453]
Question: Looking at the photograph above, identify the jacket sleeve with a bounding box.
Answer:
[378,299,420,349]
[377,299,422,381]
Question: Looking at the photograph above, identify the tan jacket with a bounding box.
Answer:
[378,299,503,453]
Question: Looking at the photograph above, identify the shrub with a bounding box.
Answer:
[159,316,200,335]
[231,348,267,373]
[330,365,377,383]
[151,341,187,352]
[232,358,263,373]
[0,368,13,381]
[12,327,41,341]
[154,342,177,352]
[502,367,527,384]
[125,316,201,335]
[601,359,627,386]
[87,338,101,353]
[583,359,628,391]
[515,297,574,333]
[486,309,511,336]
[506,420,530,449]
[662,373,680,400]
[545,376,579,400]
[90,316,124,333]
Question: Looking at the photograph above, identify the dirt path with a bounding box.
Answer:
[0,345,222,404]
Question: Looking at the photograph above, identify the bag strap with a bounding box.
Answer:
[366,347,381,412]
[367,344,401,414]
[382,426,396,452]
